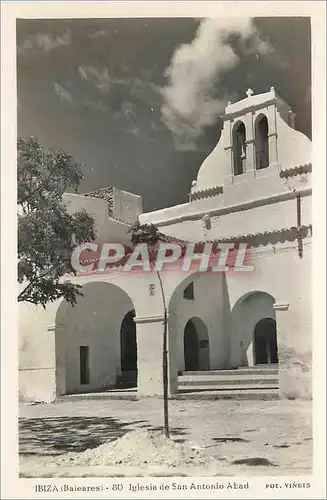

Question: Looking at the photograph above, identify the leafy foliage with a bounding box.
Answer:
[128,220,159,246]
[18,137,96,307]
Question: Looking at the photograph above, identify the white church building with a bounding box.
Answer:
[19,87,312,402]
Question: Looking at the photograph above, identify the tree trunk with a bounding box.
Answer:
[156,270,169,438]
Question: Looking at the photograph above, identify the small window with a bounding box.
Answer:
[183,282,194,300]
[80,346,90,385]
[232,121,246,176]
[255,115,269,170]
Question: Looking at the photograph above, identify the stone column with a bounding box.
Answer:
[273,302,312,399]
[266,105,279,167]
[52,324,66,397]
[244,111,256,175]
[134,314,178,397]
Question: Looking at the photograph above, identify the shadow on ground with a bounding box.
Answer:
[19,417,187,456]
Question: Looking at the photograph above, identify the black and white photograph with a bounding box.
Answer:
[1,1,326,498]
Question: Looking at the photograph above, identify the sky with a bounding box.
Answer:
[17,17,311,212]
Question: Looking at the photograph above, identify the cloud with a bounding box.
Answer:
[53,82,73,103]
[121,101,136,118]
[161,18,274,150]
[88,30,108,39]
[78,65,129,94]
[77,64,163,136]
[78,65,161,104]
[84,100,108,112]
[18,30,71,55]
[122,126,141,137]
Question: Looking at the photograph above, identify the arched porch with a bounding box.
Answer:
[55,281,136,394]
[231,291,277,368]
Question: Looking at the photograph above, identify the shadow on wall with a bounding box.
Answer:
[230,291,276,368]
[222,274,232,369]
[229,226,312,249]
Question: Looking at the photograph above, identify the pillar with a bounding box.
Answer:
[266,105,279,167]
[244,111,256,174]
[134,314,178,397]
[53,324,66,397]
[274,302,312,399]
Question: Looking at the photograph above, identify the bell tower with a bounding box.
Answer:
[193,87,311,197]
[223,86,283,186]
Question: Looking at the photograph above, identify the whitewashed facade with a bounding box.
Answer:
[19,88,312,402]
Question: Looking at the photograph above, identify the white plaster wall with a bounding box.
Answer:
[19,299,60,402]
[139,176,311,237]
[19,369,57,404]
[63,193,112,241]
[63,193,132,246]
[143,193,311,243]
[276,113,312,168]
[195,124,231,190]
[112,187,143,224]
[169,273,230,372]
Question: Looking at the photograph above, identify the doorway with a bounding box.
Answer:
[254,318,278,365]
[120,310,137,386]
[184,319,199,371]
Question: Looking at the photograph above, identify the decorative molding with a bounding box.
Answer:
[47,325,65,332]
[134,315,167,325]
[189,185,223,202]
[205,224,312,247]
[84,186,114,216]
[19,367,56,371]
[279,163,312,179]
[154,188,312,227]
[222,98,277,122]
[273,303,290,311]
[158,224,312,248]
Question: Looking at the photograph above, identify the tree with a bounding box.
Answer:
[18,136,96,308]
[129,221,170,438]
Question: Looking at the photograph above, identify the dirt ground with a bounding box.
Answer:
[19,398,312,478]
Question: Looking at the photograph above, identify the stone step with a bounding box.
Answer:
[58,390,138,402]
[178,383,279,392]
[172,389,280,401]
[57,383,279,401]
[181,367,278,377]
[58,389,279,402]
[178,375,279,387]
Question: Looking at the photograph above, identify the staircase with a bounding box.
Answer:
[175,365,279,400]
[58,366,279,402]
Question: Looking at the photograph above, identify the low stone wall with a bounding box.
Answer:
[278,345,312,400]
[19,368,57,403]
